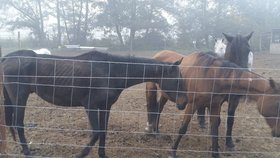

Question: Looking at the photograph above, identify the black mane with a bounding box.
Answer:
[196,51,244,78]
[198,51,239,68]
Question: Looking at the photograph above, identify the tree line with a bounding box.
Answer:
[0,0,279,51]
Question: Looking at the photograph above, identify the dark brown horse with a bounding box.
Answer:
[146,51,280,158]
[197,32,254,151]
[1,50,188,158]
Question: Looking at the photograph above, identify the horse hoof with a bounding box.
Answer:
[99,155,109,158]
[144,126,153,133]
[168,150,177,158]
[225,146,236,152]
[212,153,220,158]
[225,141,235,152]
[197,118,206,129]
[144,126,160,137]
[22,149,31,156]
[75,153,87,158]
[199,123,206,129]
[75,154,83,158]
[145,132,161,139]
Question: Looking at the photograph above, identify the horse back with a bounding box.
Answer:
[153,50,202,67]
[2,49,36,59]
[153,50,185,63]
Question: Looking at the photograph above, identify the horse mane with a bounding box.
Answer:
[229,35,243,61]
[195,52,244,79]
[196,51,238,68]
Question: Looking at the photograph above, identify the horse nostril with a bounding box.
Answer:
[176,104,185,110]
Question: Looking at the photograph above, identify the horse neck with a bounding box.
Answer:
[225,70,271,98]
[115,58,165,88]
[225,43,248,68]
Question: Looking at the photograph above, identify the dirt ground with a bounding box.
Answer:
[4,50,280,158]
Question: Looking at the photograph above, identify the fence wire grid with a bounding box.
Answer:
[0,54,279,158]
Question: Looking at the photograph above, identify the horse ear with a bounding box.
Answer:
[167,58,183,74]
[223,33,233,42]
[173,57,183,66]
[214,38,217,42]
[269,78,279,89]
[246,32,254,41]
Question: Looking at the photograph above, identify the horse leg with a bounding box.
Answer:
[15,105,30,156]
[169,104,195,158]
[152,95,168,133]
[98,109,111,158]
[77,107,100,158]
[3,88,16,141]
[225,97,239,151]
[0,98,6,154]
[145,82,158,133]
[197,106,206,128]
[209,105,221,158]
[11,91,31,156]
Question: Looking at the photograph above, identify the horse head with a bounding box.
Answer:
[214,38,227,57]
[257,78,280,137]
[223,32,253,68]
[159,58,188,110]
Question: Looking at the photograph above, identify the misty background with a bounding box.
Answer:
[0,0,279,54]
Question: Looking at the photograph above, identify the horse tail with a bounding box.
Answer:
[3,87,17,141]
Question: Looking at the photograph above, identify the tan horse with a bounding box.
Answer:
[145,50,280,158]
[0,64,6,154]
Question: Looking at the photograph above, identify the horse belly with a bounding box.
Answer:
[36,86,86,106]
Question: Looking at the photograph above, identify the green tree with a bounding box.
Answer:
[59,0,92,44]
[1,0,48,46]
[95,0,174,50]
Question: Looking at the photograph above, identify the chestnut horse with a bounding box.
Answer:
[0,64,6,154]
[146,50,280,158]
[1,50,188,158]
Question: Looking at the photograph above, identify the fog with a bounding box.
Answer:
[0,0,279,52]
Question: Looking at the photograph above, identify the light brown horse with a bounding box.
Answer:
[0,64,6,154]
[146,50,280,158]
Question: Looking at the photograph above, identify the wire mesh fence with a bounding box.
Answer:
[0,50,279,158]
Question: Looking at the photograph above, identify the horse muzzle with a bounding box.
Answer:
[176,104,186,110]
[272,130,280,137]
